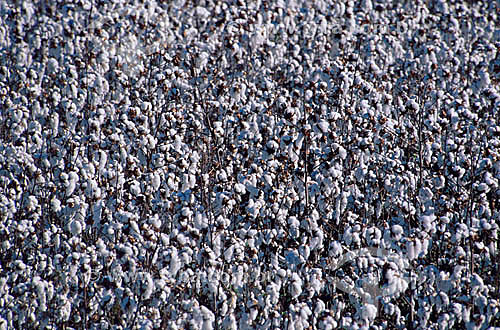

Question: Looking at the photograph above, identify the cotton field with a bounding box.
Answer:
[0,0,499,329]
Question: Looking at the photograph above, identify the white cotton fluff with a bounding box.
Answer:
[360,304,377,324]
[152,172,161,191]
[201,305,215,330]
[419,187,433,203]
[414,239,422,258]
[224,245,235,262]
[181,174,191,192]
[263,174,273,187]
[196,6,210,18]
[32,276,47,312]
[65,174,78,197]
[299,245,310,261]
[420,214,436,232]
[309,230,324,250]
[234,183,246,194]
[222,314,237,330]
[361,0,373,12]
[194,212,208,230]
[383,273,408,297]
[69,220,83,236]
[315,299,325,315]
[69,171,80,182]
[329,241,343,258]
[407,240,416,260]
[317,120,329,134]
[130,180,141,195]
[290,273,303,299]
[93,199,102,226]
[47,58,59,74]
[99,151,108,174]
[129,220,140,235]
[138,272,154,300]
[49,112,59,136]
[169,249,181,278]
[391,225,404,240]
[433,175,446,190]
[305,89,313,101]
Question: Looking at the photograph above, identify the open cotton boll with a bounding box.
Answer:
[407,240,416,260]
[65,179,77,197]
[200,305,215,330]
[47,57,59,74]
[420,214,436,233]
[169,248,181,278]
[419,187,434,204]
[137,272,154,300]
[152,172,161,191]
[130,180,141,196]
[98,151,107,174]
[317,120,329,134]
[289,275,303,300]
[359,304,377,324]
[391,225,404,240]
[69,219,83,236]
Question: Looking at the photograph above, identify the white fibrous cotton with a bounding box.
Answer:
[360,304,377,324]
[420,214,436,233]
[152,172,161,191]
[290,273,303,299]
[98,150,107,174]
[0,0,497,328]
[317,120,329,134]
[419,187,433,204]
[137,272,154,300]
[47,58,59,74]
[130,180,141,196]
[391,225,404,241]
[407,240,416,260]
[69,219,83,236]
[49,112,59,136]
[169,248,181,278]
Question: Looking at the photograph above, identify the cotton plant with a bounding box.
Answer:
[1,0,500,328]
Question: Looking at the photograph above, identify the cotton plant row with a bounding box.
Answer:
[0,0,499,329]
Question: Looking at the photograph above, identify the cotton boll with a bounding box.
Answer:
[407,240,416,260]
[433,175,446,190]
[391,225,403,241]
[360,304,377,324]
[65,178,76,197]
[305,89,313,101]
[414,239,422,258]
[200,305,215,330]
[419,187,433,203]
[130,180,141,195]
[222,313,237,330]
[338,146,347,160]
[169,249,181,278]
[224,245,235,262]
[299,245,310,261]
[317,120,329,134]
[137,272,154,300]
[234,183,246,194]
[47,58,59,74]
[99,151,108,174]
[129,220,140,235]
[315,299,325,315]
[181,174,192,192]
[420,214,436,233]
[217,169,228,182]
[69,220,83,236]
[152,172,161,191]
[196,6,210,19]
